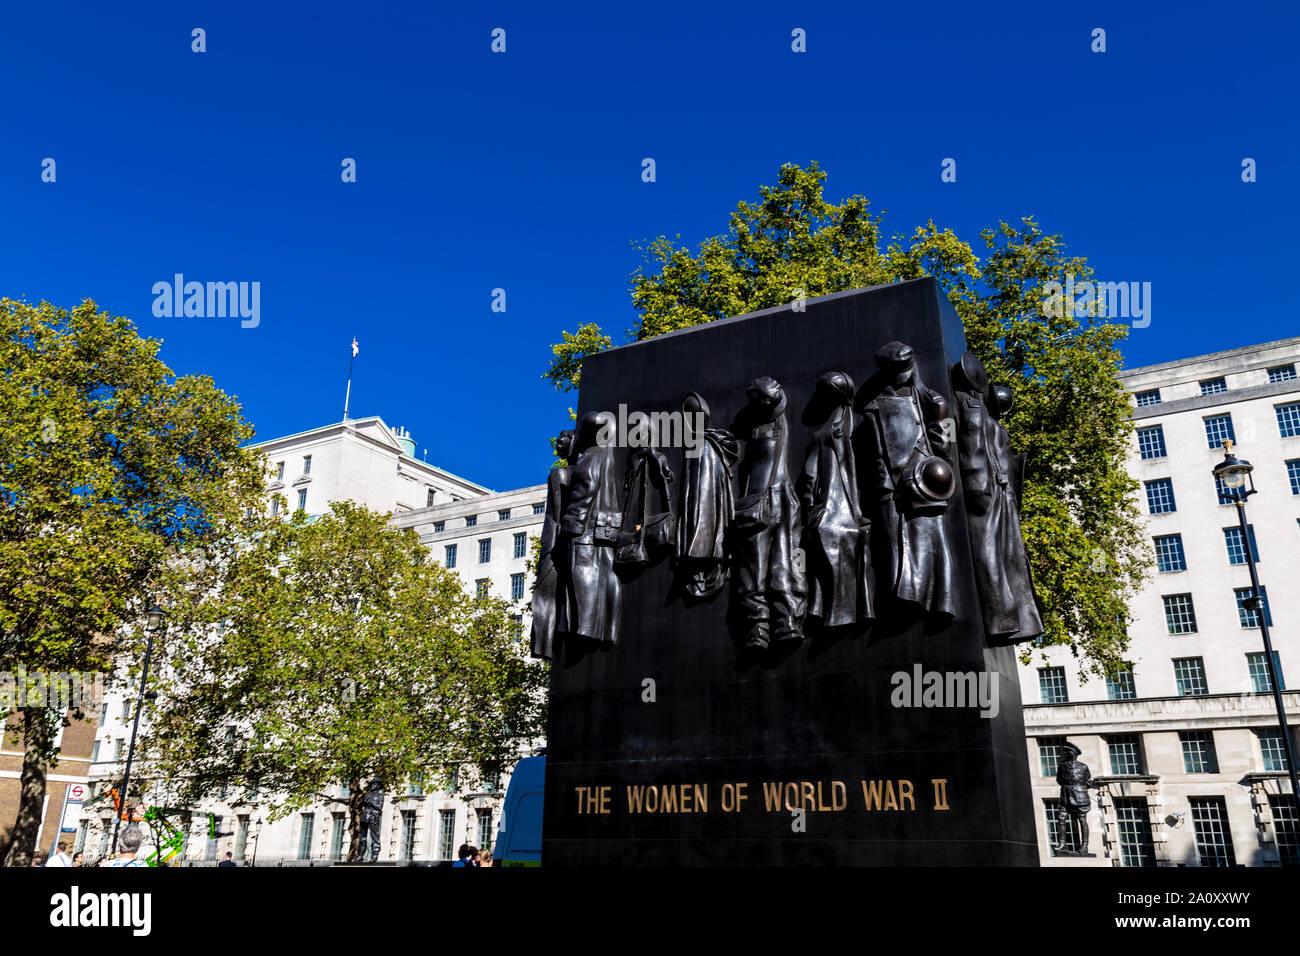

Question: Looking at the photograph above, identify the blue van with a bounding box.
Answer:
[493,754,544,866]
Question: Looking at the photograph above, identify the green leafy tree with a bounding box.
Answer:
[142,501,547,861]
[543,162,1148,676]
[0,298,266,865]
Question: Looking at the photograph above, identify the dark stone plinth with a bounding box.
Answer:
[544,278,1039,866]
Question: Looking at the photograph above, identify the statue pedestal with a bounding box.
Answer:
[544,278,1039,866]
[1042,853,1113,867]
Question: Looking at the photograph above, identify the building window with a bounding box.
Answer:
[1134,389,1161,407]
[476,579,490,598]
[1162,593,1197,634]
[1106,665,1137,701]
[476,808,494,850]
[276,461,285,480]
[400,811,417,861]
[270,498,280,516]
[1287,460,1300,496]
[1152,534,1186,572]
[513,532,527,559]
[1180,731,1219,773]
[1276,402,1300,438]
[511,613,524,640]
[1247,651,1284,692]
[1114,798,1156,867]
[533,502,546,515]
[1145,478,1176,514]
[465,515,478,527]
[433,520,445,533]
[1199,377,1228,395]
[74,821,89,855]
[1235,587,1273,629]
[1136,425,1167,460]
[510,573,525,601]
[478,538,491,563]
[91,740,101,762]
[1203,413,1235,449]
[303,454,312,475]
[498,509,511,521]
[1043,799,1067,856]
[1189,797,1236,867]
[1038,667,1068,704]
[427,489,437,507]
[1268,364,1298,383]
[1271,796,1300,865]
[1214,474,1236,505]
[444,544,457,568]
[1259,730,1291,771]
[1173,657,1209,697]
[438,810,457,861]
[1223,526,1260,565]
[296,489,307,512]
[298,814,315,860]
[1038,737,1066,777]
[1108,734,1143,775]
[329,813,345,861]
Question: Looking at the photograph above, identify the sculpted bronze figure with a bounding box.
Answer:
[530,429,576,661]
[798,371,873,630]
[1054,742,1095,855]
[731,376,806,649]
[675,392,740,600]
[951,353,1044,643]
[560,411,623,645]
[358,778,384,862]
[858,342,956,619]
[615,444,676,569]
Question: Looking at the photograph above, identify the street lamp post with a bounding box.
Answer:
[1213,441,1300,843]
[111,604,165,853]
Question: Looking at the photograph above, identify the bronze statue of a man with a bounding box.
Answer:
[359,778,384,862]
[1054,742,1093,854]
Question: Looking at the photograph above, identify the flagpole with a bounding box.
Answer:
[343,341,355,421]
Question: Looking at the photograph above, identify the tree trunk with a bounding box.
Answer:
[345,774,362,862]
[2,708,56,867]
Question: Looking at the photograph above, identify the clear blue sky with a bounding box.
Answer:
[3,1,1295,491]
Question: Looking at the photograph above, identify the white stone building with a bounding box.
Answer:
[1021,337,1300,866]
[77,416,546,865]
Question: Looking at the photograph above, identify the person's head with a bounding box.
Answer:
[117,826,143,856]
[31,851,47,866]
[465,844,479,862]
[225,851,233,860]
[458,842,473,860]
[72,851,84,866]
[478,849,492,866]
[56,841,68,855]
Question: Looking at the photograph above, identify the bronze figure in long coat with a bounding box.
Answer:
[560,411,623,645]
[530,429,575,661]
[798,371,873,629]
[675,392,740,599]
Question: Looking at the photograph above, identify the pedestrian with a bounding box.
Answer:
[477,848,493,868]
[31,851,48,867]
[72,851,85,867]
[47,841,73,867]
[218,851,237,868]
[452,843,478,867]
[99,826,147,867]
